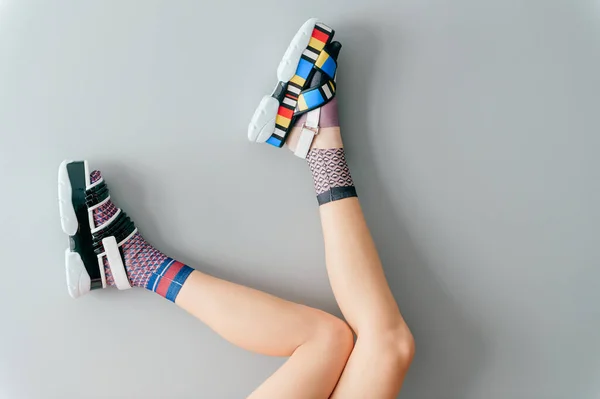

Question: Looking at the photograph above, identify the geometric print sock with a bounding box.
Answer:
[90,170,193,302]
[306,148,357,206]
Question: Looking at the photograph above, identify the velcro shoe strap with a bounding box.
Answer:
[296,80,336,114]
[102,236,131,290]
[294,108,321,159]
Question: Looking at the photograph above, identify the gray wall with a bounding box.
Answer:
[1,1,598,398]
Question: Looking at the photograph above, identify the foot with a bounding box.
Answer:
[58,161,193,300]
[285,101,343,152]
[248,18,341,151]
[283,88,357,206]
[247,19,356,206]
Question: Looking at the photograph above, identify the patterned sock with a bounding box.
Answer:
[90,171,193,302]
[306,148,357,205]
[290,73,356,206]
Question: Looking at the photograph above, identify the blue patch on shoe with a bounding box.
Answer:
[321,57,337,79]
[295,58,313,80]
[303,89,325,109]
[266,136,282,147]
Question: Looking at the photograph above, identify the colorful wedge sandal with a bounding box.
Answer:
[58,160,139,298]
[248,17,341,159]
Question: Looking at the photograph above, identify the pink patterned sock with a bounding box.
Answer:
[288,83,355,205]
[90,171,193,301]
[306,148,357,205]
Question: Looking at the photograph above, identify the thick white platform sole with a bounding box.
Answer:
[248,18,318,143]
[58,160,78,236]
[65,249,91,298]
[58,160,92,298]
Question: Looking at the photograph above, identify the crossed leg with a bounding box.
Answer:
[174,151,415,399]
[152,148,415,399]
[323,181,415,398]
[175,271,353,399]
[64,111,412,398]
[325,197,415,398]
[286,121,415,398]
[63,165,349,399]
[174,170,414,399]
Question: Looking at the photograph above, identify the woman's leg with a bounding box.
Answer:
[321,191,415,398]
[177,270,353,399]
[61,163,353,399]
[288,109,415,398]
[247,16,412,397]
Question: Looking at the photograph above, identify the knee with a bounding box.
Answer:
[392,329,415,370]
[361,326,415,371]
[313,312,355,358]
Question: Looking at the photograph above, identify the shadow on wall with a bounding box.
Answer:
[337,21,489,399]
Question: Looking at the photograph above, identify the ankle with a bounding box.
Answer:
[287,126,343,153]
[311,127,343,149]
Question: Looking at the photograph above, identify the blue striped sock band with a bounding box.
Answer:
[146,258,194,302]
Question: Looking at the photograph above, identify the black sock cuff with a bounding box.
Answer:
[316,186,357,205]
[307,148,357,206]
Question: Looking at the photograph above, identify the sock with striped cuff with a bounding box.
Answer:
[89,171,193,302]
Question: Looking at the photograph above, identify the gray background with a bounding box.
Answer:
[0,0,598,398]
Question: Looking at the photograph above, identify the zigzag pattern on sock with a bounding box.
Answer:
[307,148,357,205]
[89,170,119,227]
[103,232,168,288]
[307,148,354,194]
[89,170,190,300]
[93,202,118,227]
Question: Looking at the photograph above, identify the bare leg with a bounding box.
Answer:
[323,195,414,398]
[288,126,415,398]
[176,270,353,399]
[247,16,412,396]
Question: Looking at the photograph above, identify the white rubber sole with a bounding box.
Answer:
[58,160,92,298]
[277,18,319,82]
[248,18,318,143]
[65,249,91,298]
[58,160,77,236]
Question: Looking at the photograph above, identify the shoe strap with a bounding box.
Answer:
[266,24,336,147]
[102,236,132,290]
[294,108,320,159]
[85,181,110,208]
[296,80,336,115]
[84,178,135,290]
[91,210,136,254]
[314,49,337,80]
